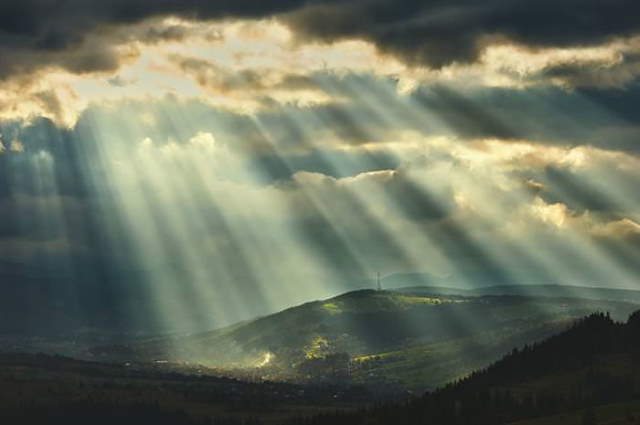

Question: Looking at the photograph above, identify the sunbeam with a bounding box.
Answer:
[1,6,640,423]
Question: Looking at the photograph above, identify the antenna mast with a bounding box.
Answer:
[377,271,382,291]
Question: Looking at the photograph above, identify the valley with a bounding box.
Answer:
[3,285,640,424]
[91,286,640,391]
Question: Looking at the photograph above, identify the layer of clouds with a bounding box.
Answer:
[4,16,640,129]
[170,54,336,112]
[3,0,640,77]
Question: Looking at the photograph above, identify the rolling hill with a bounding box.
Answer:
[95,287,640,391]
[298,310,640,425]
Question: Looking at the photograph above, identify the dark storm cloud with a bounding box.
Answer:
[0,0,299,48]
[2,0,640,77]
[0,0,304,77]
[282,0,640,68]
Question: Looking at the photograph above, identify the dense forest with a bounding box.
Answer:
[292,310,640,425]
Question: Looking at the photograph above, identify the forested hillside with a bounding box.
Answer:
[295,310,640,425]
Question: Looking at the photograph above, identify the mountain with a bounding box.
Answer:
[394,282,640,303]
[380,271,557,290]
[470,284,640,303]
[299,310,640,425]
[95,288,640,391]
[386,275,640,304]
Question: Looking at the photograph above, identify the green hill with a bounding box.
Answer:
[300,310,640,425]
[97,288,640,391]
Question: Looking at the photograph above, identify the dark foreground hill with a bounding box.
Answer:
[296,310,640,425]
[95,288,639,391]
[0,352,370,425]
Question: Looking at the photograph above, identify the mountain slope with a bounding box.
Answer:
[97,289,639,390]
[299,310,640,425]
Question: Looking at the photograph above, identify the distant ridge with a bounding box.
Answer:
[395,283,640,304]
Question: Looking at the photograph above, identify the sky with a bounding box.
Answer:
[0,0,639,335]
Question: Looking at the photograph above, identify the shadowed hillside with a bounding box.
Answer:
[295,310,640,425]
[0,352,369,425]
[94,288,639,391]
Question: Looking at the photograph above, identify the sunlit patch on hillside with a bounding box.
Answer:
[322,302,341,315]
[305,336,331,359]
[255,352,274,368]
